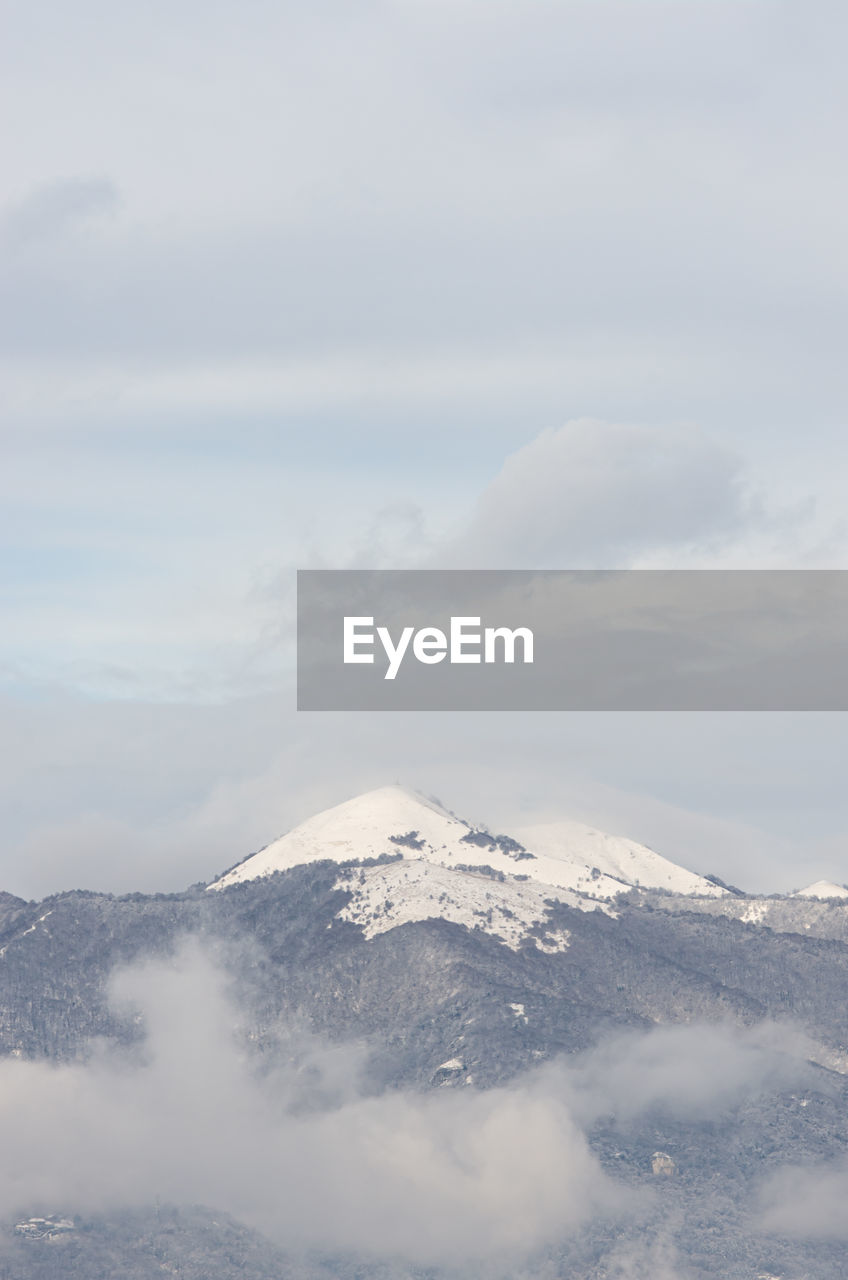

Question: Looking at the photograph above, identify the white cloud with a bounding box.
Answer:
[2,690,847,898]
[0,942,820,1265]
[601,1235,692,1280]
[438,419,755,568]
[2,0,847,904]
[0,941,627,1264]
[757,1162,848,1240]
[557,1022,816,1127]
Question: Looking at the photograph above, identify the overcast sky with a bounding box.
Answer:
[2,0,848,898]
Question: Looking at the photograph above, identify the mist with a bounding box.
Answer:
[0,941,623,1264]
[757,1161,848,1241]
[0,938,823,1269]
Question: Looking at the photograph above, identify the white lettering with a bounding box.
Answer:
[343,616,374,663]
[342,617,534,679]
[450,616,481,663]
[377,625,414,680]
[412,627,448,664]
[483,626,534,664]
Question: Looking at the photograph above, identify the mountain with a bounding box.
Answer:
[3,785,848,1279]
[793,879,848,900]
[209,786,724,950]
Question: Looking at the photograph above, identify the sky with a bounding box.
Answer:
[2,0,848,898]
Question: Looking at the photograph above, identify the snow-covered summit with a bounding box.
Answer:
[208,786,724,950]
[793,880,848,900]
[209,784,722,899]
[209,786,475,888]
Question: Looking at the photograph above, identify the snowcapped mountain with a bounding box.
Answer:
[208,786,724,951]
[5,786,848,1280]
[793,879,848,900]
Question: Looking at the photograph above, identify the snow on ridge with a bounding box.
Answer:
[514,818,725,899]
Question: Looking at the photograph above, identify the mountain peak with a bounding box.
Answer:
[208,785,725,934]
[208,785,473,891]
[793,880,848,900]
[304,784,460,827]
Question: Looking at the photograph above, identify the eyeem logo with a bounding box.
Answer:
[299,569,848,711]
[344,616,535,680]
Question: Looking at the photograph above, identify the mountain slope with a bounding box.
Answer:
[513,816,725,897]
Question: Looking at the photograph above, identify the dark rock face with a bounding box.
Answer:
[2,864,848,1277]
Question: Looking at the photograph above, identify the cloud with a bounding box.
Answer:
[0,939,823,1267]
[0,411,823,713]
[756,1161,848,1240]
[1,177,120,247]
[1,0,846,453]
[2,688,847,899]
[601,1234,692,1280]
[0,941,627,1264]
[438,419,758,569]
[556,1021,817,1127]
[0,937,827,1268]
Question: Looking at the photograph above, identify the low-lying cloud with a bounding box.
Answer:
[0,941,623,1264]
[557,1020,818,1127]
[0,940,821,1268]
[757,1161,848,1240]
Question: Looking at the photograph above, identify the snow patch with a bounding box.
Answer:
[741,901,770,925]
[0,910,54,959]
[15,1216,74,1241]
[335,859,593,952]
